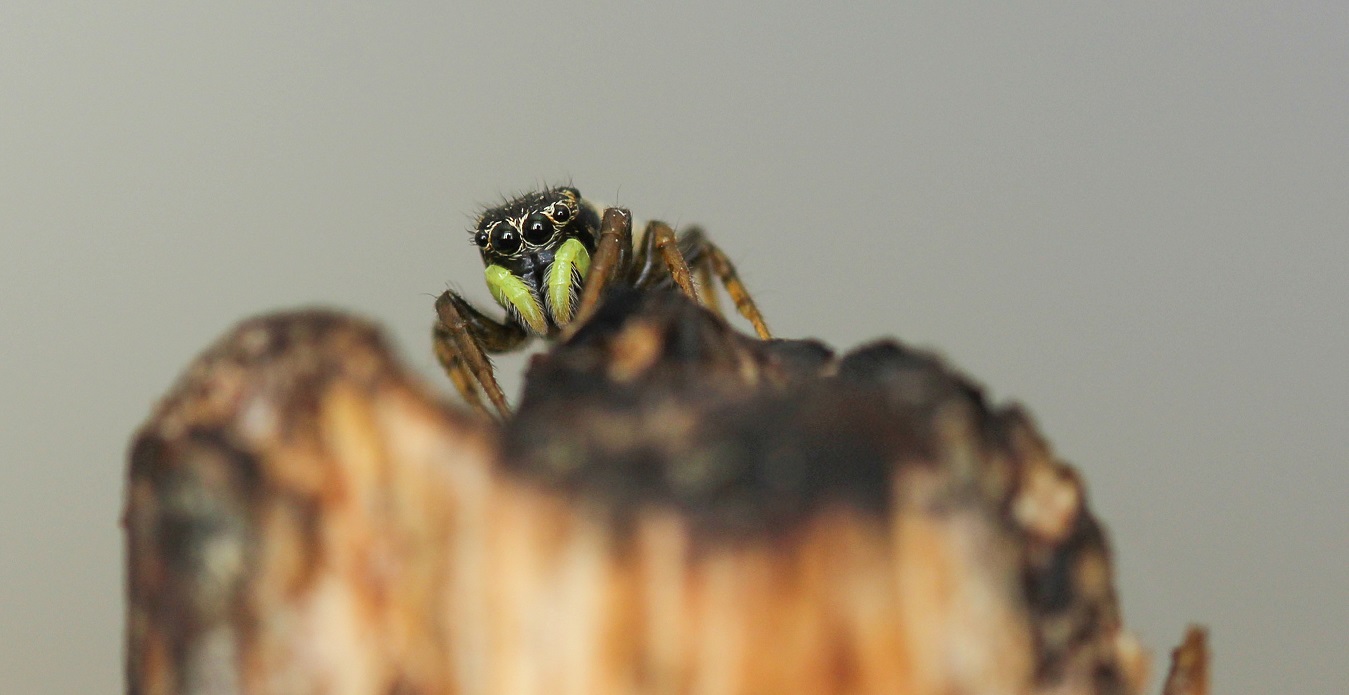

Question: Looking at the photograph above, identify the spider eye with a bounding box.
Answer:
[474,230,489,247]
[523,213,552,245]
[553,205,571,222]
[491,225,521,254]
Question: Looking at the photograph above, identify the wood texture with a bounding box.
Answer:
[125,290,1200,694]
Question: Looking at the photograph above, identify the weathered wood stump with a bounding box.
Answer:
[125,289,1200,694]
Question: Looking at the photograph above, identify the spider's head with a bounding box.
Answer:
[470,186,601,335]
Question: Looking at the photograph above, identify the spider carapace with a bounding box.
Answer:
[434,186,772,419]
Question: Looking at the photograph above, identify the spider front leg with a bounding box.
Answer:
[433,290,531,420]
[566,207,640,338]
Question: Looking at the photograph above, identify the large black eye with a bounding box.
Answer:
[473,230,489,247]
[491,225,521,254]
[553,205,571,222]
[522,213,552,245]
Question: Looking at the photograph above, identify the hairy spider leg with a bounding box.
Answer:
[433,327,488,415]
[568,211,713,342]
[695,258,722,316]
[565,207,636,339]
[628,218,698,297]
[432,290,530,419]
[625,222,770,339]
[642,220,700,299]
[661,226,772,340]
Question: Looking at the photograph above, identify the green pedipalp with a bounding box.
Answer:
[547,238,591,327]
[485,265,547,335]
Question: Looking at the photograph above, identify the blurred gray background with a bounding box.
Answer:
[2,2,1345,693]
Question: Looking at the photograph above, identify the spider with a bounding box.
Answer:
[434,186,772,419]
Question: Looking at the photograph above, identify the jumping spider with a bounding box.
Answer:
[434,186,772,419]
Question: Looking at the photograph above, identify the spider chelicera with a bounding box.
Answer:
[434,186,772,419]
